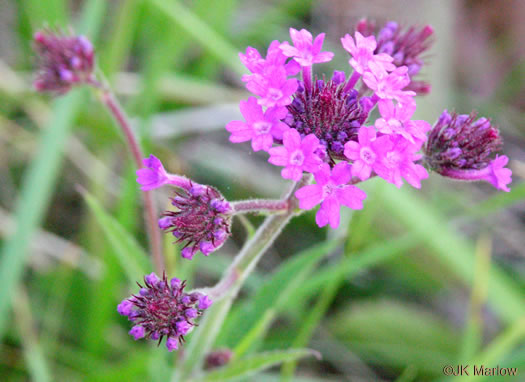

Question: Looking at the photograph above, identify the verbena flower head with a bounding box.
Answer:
[160,183,233,259]
[226,22,511,228]
[357,19,434,94]
[117,273,212,351]
[286,72,371,159]
[33,29,94,93]
[424,110,512,191]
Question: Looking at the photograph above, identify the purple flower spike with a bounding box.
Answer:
[118,273,211,351]
[280,28,334,67]
[33,30,95,94]
[268,129,323,181]
[424,111,511,191]
[295,163,367,228]
[285,76,369,160]
[136,155,191,191]
[226,97,290,152]
[160,183,232,259]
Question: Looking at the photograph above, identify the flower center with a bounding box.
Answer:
[385,151,401,168]
[322,182,338,199]
[253,121,272,135]
[289,150,305,166]
[268,88,283,101]
[388,118,402,132]
[359,147,376,164]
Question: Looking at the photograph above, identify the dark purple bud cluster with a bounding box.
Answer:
[285,71,371,160]
[117,272,212,351]
[424,110,502,172]
[159,183,232,260]
[204,348,233,370]
[33,30,94,93]
[357,19,434,95]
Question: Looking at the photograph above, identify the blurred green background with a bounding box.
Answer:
[1,0,524,381]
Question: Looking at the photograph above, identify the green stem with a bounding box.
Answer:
[172,174,312,380]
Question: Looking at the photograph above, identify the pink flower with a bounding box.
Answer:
[373,137,428,188]
[280,28,334,67]
[375,99,431,143]
[343,126,392,181]
[363,62,414,100]
[439,155,512,192]
[268,129,323,181]
[240,40,300,82]
[226,97,289,151]
[341,32,395,74]
[136,155,191,191]
[245,66,298,108]
[487,155,512,192]
[295,163,367,228]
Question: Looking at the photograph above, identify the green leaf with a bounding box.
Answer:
[218,239,341,350]
[147,0,244,75]
[378,184,525,323]
[328,300,459,376]
[193,349,320,382]
[82,191,150,282]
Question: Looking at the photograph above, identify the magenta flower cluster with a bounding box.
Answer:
[226,26,425,228]
[225,23,512,229]
[117,272,212,351]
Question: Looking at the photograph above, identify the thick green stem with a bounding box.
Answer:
[172,174,312,380]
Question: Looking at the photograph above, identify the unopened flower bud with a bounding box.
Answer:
[117,273,212,351]
[33,29,95,93]
[424,110,511,191]
[160,183,232,260]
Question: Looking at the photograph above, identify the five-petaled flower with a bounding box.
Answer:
[295,163,367,229]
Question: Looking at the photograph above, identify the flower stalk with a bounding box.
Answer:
[232,199,290,214]
[173,175,311,380]
[93,82,165,273]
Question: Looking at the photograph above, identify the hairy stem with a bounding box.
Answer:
[174,174,312,380]
[232,199,289,214]
[93,82,164,273]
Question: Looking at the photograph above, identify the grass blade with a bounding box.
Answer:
[82,191,150,283]
[194,349,320,382]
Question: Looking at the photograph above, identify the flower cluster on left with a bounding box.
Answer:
[32,30,220,352]
[118,273,212,351]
